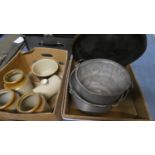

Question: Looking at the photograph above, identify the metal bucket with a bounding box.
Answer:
[73,59,132,105]
[69,70,112,114]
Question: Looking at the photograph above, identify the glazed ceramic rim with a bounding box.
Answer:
[17,93,41,113]
[31,59,59,77]
[3,69,24,84]
[75,59,132,96]
[0,89,16,109]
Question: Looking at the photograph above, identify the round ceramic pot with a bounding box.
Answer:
[3,69,33,95]
[0,89,20,112]
[17,93,50,113]
[31,59,59,78]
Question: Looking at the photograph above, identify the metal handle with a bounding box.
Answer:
[74,59,85,68]
[112,89,130,107]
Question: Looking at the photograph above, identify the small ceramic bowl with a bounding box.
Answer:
[31,59,58,77]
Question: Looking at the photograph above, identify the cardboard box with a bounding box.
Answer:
[62,56,151,121]
[0,47,69,120]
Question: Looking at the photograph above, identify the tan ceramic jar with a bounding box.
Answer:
[17,93,50,113]
[0,89,20,112]
[3,69,33,95]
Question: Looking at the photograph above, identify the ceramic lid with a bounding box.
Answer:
[72,34,147,66]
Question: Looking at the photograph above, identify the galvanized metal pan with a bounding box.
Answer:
[73,59,132,105]
[69,69,112,114]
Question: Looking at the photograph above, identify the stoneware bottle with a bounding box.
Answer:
[3,69,33,95]
[0,89,20,112]
[33,75,61,99]
[17,93,50,113]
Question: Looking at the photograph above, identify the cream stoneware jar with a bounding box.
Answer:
[3,69,33,95]
[0,89,20,112]
[17,93,50,113]
[31,59,59,78]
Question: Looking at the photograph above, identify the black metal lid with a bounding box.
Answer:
[72,34,147,66]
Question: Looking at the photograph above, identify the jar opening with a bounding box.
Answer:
[4,70,24,84]
[19,94,40,112]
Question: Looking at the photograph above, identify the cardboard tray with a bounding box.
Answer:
[62,56,151,121]
[0,47,69,121]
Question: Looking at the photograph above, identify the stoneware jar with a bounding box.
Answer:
[17,93,50,113]
[31,59,59,78]
[0,89,20,112]
[3,69,33,95]
[33,75,61,99]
